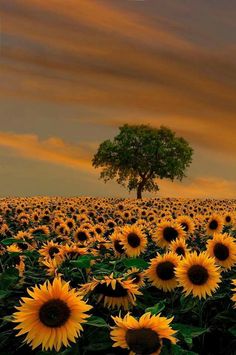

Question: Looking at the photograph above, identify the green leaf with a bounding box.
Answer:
[162,344,198,355]
[70,255,94,268]
[1,238,17,245]
[179,295,197,313]
[92,261,113,272]
[229,326,236,336]
[84,341,111,352]
[122,257,148,269]
[0,290,11,300]
[145,300,166,315]
[86,316,109,328]
[84,328,112,352]
[173,323,207,346]
[215,310,236,323]
[0,268,19,289]
[1,315,13,322]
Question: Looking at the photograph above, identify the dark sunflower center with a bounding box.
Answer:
[131,274,141,284]
[209,220,218,230]
[39,299,71,328]
[225,216,231,223]
[114,240,125,254]
[187,264,209,285]
[125,328,161,355]
[42,215,50,222]
[213,243,229,261]
[17,242,28,251]
[163,227,178,242]
[77,231,88,241]
[176,247,185,256]
[156,261,175,280]
[181,222,189,232]
[49,247,60,258]
[32,229,44,235]
[94,281,128,297]
[127,233,140,248]
[67,222,73,228]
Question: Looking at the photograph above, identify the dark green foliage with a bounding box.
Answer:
[92,124,193,198]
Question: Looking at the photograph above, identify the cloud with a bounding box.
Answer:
[1,0,235,159]
[157,176,236,199]
[0,130,235,198]
[0,131,93,172]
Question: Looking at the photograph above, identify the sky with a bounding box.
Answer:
[0,0,236,198]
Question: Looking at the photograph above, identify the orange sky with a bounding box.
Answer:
[0,0,235,198]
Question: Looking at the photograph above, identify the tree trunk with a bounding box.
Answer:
[137,184,143,199]
[137,174,150,199]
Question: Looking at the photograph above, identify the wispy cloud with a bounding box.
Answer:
[158,176,236,199]
[0,131,93,172]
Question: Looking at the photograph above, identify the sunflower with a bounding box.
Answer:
[124,267,145,287]
[30,225,50,237]
[231,279,236,308]
[176,215,195,234]
[12,278,92,351]
[206,214,224,236]
[107,219,116,230]
[56,223,70,236]
[110,312,177,355]
[110,230,126,257]
[65,218,76,230]
[39,241,64,261]
[224,213,234,226]
[52,218,64,231]
[123,210,131,220]
[146,252,180,292]
[120,225,147,257]
[62,243,88,260]
[206,233,236,270]
[15,240,33,252]
[79,274,142,310]
[169,238,190,258]
[73,228,91,244]
[154,221,186,249]
[32,212,39,222]
[94,224,105,236]
[175,251,221,299]
[41,258,63,277]
[15,255,26,277]
[15,231,33,243]
[7,244,21,253]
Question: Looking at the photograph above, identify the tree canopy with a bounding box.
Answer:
[92,124,193,198]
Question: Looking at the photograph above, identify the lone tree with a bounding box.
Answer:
[92,124,193,199]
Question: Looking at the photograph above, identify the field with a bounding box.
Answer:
[0,197,236,355]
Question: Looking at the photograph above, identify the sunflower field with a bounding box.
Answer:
[0,197,236,355]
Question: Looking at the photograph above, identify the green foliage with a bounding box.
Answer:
[145,300,166,315]
[173,323,208,346]
[86,315,109,328]
[92,124,193,198]
[70,255,95,268]
[121,257,149,269]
